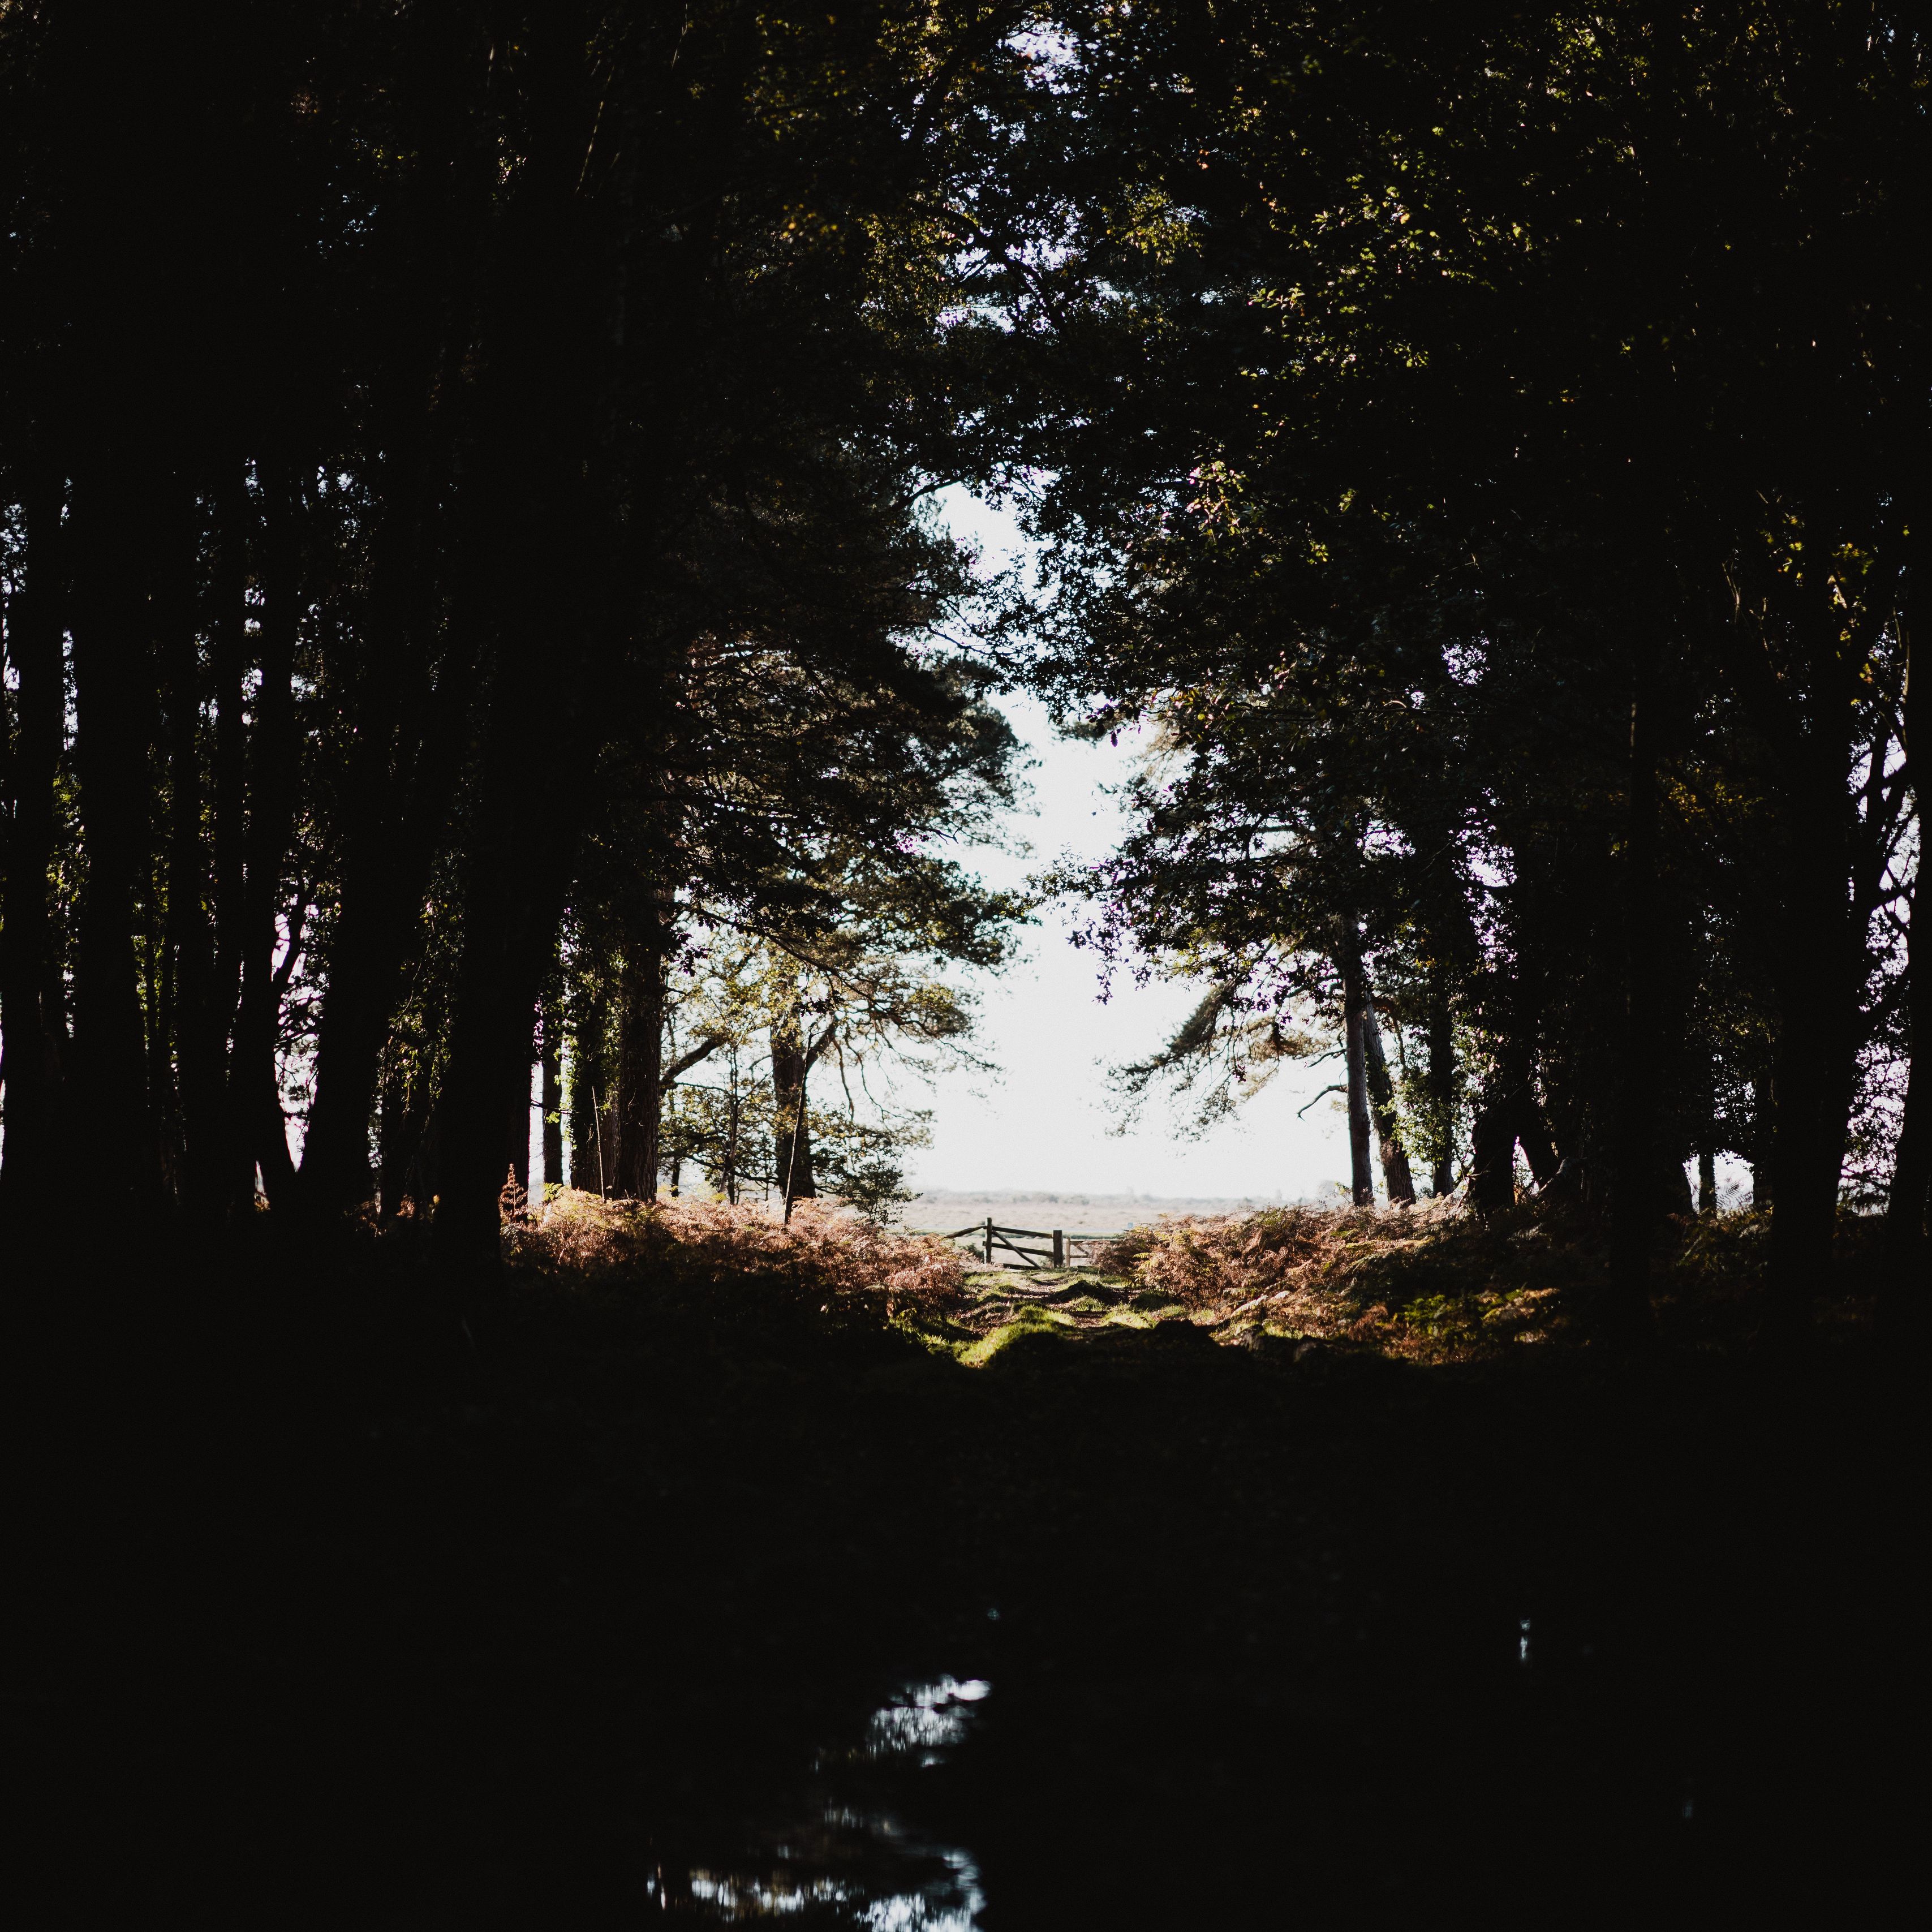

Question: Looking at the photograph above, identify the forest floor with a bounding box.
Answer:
[2,1208,1909,1927]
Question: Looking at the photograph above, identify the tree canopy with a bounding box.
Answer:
[1,2,1922,1333]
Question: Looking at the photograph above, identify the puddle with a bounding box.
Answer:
[653,1677,990,1924]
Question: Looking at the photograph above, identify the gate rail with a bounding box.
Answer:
[909,1218,1125,1269]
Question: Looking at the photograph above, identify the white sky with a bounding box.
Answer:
[904,489,1358,1200]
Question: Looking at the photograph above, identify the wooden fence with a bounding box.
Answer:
[909,1218,1125,1270]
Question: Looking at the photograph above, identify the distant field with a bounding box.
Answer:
[902,1187,1327,1234]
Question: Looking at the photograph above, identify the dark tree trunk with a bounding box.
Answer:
[158,490,223,1219]
[508,1026,533,1204]
[377,1056,414,1223]
[1335,919,1377,1204]
[297,732,455,1215]
[203,466,251,1204]
[1698,1143,1718,1217]
[1749,1070,1772,1208]
[615,948,665,1199]
[1762,759,1864,1346]
[0,469,70,1211]
[541,996,564,1193]
[1426,973,1455,1195]
[226,458,299,1211]
[1512,1074,1560,1189]
[68,459,166,1213]
[1606,676,1660,1341]
[1879,957,1929,1335]
[1468,1088,1518,1217]
[297,413,480,1217]
[569,989,609,1195]
[416,20,609,1268]
[433,716,586,1262]
[1357,966,1416,1204]
[772,1006,818,1206]
[1878,617,1924,1337]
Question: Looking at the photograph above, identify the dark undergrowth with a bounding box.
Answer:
[0,1214,1911,1926]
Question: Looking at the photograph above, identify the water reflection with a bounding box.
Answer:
[653,1677,989,1924]
[861,1676,991,1766]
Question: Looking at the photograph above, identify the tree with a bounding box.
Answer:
[1000,2,1923,1334]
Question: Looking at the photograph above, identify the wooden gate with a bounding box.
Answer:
[916,1219,1122,1268]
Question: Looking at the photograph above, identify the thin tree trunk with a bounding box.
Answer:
[1338,927,1374,1207]
[1749,1070,1772,1208]
[160,493,223,1219]
[1426,971,1455,1196]
[0,468,70,1211]
[541,997,564,1192]
[227,457,299,1211]
[204,464,250,1203]
[1358,968,1416,1204]
[772,1004,817,1204]
[1879,640,1926,1333]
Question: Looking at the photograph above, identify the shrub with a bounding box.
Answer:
[506,1190,968,1320]
[1090,1199,1576,1357]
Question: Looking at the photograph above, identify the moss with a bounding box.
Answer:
[959,1305,1075,1366]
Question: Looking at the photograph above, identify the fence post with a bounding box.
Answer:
[984,1217,993,1264]
[1052,1229,1064,1268]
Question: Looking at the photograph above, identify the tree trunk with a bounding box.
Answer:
[1357,966,1416,1204]
[1879,967,1929,1332]
[509,1020,533,1204]
[1606,675,1660,1342]
[0,468,70,1211]
[772,1005,817,1206]
[159,490,225,1220]
[433,747,582,1264]
[1762,760,1864,1348]
[541,997,564,1193]
[1749,1070,1772,1208]
[296,481,481,1217]
[1878,957,1927,1344]
[68,458,166,1214]
[1338,929,1374,1206]
[430,562,598,1261]
[615,947,665,1199]
[1878,623,1925,1337]
[297,742,455,1215]
[569,988,609,1195]
[1468,1088,1518,1216]
[226,457,300,1211]
[1426,973,1455,1195]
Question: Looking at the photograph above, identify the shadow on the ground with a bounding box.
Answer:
[1,1226,1908,1925]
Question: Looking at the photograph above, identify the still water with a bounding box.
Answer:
[649,1676,992,1925]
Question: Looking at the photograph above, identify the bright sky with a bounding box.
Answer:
[905,489,1358,1201]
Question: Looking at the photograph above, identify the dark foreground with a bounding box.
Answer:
[2,1233,1909,1926]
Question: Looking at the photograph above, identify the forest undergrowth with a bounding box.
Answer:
[501,1186,1880,1367]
